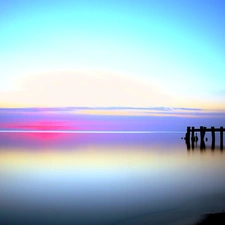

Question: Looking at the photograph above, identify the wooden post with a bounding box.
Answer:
[211,126,215,150]
[200,126,206,149]
[186,127,191,149]
[220,126,223,150]
[204,127,207,149]
[191,126,195,149]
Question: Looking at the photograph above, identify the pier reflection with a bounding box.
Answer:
[185,137,224,152]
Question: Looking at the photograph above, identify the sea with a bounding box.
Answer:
[0,110,225,225]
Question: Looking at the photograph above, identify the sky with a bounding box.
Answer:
[0,0,225,109]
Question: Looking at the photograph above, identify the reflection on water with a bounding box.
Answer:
[185,132,225,151]
[0,132,225,225]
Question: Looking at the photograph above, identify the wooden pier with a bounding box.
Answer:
[185,126,225,150]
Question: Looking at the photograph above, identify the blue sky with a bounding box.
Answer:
[0,0,225,109]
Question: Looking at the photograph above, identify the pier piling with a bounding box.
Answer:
[191,127,195,149]
[185,126,224,150]
[220,126,223,150]
[200,126,206,149]
[186,126,191,149]
[211,126,215,150]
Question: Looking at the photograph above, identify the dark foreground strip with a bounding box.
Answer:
[196,212,225,225]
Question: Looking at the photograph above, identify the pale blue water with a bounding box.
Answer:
[0,131,225,225]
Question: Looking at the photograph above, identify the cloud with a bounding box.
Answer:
[0,106,224,119]
[0,71,171,107]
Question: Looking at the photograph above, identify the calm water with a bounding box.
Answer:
[0,132,225,225]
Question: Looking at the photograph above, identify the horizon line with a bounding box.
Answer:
[0,130,184,134]
[0,106,225,111]
[0,106,202,110]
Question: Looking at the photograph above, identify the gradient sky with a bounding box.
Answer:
[0,0,225,109]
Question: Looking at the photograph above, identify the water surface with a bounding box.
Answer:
[0,132,225,225]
